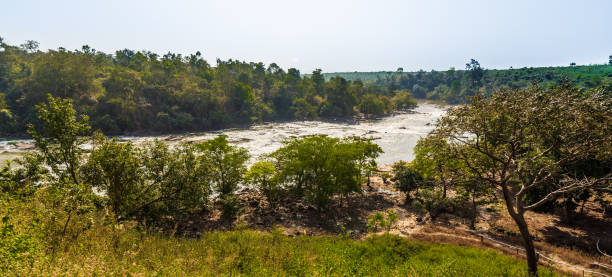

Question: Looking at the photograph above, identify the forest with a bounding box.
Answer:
[0,38,416,136]
[325,59,612,103]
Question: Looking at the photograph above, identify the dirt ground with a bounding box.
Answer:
[175,167,611,276]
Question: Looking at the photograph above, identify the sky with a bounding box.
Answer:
[2,0,611,73]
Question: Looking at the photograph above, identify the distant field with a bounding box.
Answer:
[321,64,612,83]
[27,229,557,276]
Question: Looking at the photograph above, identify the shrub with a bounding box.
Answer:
[417,188,450,219]
[246,161,281,207]
[197,135,249,197]
[271,135,381,210]
[391,161,426,202]
[367,209,399,232]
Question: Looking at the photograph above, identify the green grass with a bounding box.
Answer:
[22,228,558,276]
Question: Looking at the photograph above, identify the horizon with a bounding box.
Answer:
[3,0,612,73]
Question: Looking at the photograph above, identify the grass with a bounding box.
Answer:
[15,227,559,276]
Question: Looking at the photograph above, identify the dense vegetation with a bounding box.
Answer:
[1,38,610,276]
[0,38,416,136]
[325,60,612,103]
[0,93,553,276]
[402,83,611,275]
[1,80,607,276]
[2,214,553,277]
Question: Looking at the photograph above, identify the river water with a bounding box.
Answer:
[0,103,446,166]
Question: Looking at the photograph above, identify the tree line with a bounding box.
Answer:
[0,38,416,136]
[326,59,612,104]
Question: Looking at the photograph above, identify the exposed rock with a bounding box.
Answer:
[14,142,35,150]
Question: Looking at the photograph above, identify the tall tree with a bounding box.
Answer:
[423,85,611,275]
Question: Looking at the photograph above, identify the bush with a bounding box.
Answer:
[271,135,381,210]
[417,188,451,219]
[246,161,281,207]
[391,161,426,202]
[367,209,399,232]
[0,199,40,275]
[219,195,243,220]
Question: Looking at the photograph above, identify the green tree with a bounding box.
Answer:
[198,135,249,218]
[391,90,417,110]
[391,161,426,202]
[82,132,143,221]
[271,135,381,209]
[358,94,386,116]
[423,85,611,275]
[26,94,97,245]
[246,161,281,207]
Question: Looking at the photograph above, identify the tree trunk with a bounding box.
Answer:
[512,213,539,276]
[470,193,476,230]
[443,182,447,199]
[500,183,538,276]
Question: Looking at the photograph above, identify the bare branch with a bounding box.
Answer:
[524,176,611,210]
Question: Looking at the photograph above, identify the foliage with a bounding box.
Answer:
[197,135,249,197]
[325,62,612,104]
[418,84,612,275]
[391,90,418,110]
[246,161,281,206]
[26,94,100,247]
[391,161,427,201]
[197,135,249,218]
[0,153,47,198]
[367,209,399,232]
[358,94,387,116]
[0,39,418,136]
[0,197,40,275]
[271,135,382,209]
[415,188,451,219]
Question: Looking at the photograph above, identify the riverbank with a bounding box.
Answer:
[1,102,447,167]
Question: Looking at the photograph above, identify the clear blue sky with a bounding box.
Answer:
[2,0,611,73]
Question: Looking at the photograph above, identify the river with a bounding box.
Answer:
[0,103,446,166]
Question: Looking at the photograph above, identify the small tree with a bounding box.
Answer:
[246,161,281,207]
[391,90,417,110]
[367,209,399,232]
[82,132,142,221]
[198,135,249,219]
[27,94,97,245]
[391,161,426,202]
[272,135,381,210]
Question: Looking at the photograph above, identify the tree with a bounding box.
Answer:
[27,94,97,243]
[310,69,325,95]
[198,135,249,218]
[271,135,381,209]
[358,94,386,116]
[391,161,426,202]
[28,95,90,187]
[321,77,356,117]
[198,135,249,197]
[19,40,39,53]
[465,59,484,87]
[391,90,417,110]
[424,85,611,275]
[246,161,280,206]
[82,132,143,221]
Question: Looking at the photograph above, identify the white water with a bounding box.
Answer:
[0,103,446,166]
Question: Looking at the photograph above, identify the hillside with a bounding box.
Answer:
[323,63,612,103]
